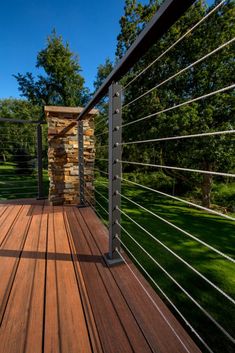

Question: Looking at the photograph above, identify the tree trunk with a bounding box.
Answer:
[201,171,213,209]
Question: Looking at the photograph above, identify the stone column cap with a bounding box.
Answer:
[44,105,98,120]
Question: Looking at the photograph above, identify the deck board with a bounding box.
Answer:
[79,207,202,353]
[0,199,201,353]
[0,205,42,353]
[72,207,153,353]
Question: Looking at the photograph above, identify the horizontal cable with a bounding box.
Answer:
[0,175,37,177]
[82,181,109,216]
[119,177,235,221]
[118,207,235,308]
[0,192,36,196]
[0,186,37,190]
[116,247,191,353]
[95,158,108,162]
[97,145,109,149]
[0,180,37,184]
[93,168,109,176]
[95,181,109,190]
[89,194,109,216]
[116,248,214,353]
[83,195,108,225]
[118,193,235,264]
[0,168,38,171]
[122,0,226,91]
[121,84,235,128]
[119,129,235,146]
[1,139,36,142]
[95,130,109,138]
[94,188,109,202]
[0,148,36,151]
[123,37,235,108]
[95,116,108,128]
[116,229,234,344]
[0,155,36,157]
[119,160,235,178]
[0,161,36,164]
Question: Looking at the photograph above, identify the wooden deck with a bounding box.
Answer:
[0,199,201,353]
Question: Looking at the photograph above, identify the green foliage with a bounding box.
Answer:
[94,179,235,353]
[0,98,48,169]
[123,171,174,192]
[212,182,235,211]
[116,0,160,59]
[0,163,49,200]
[114,0,235,208]
[14,30,88,106]
[13,148,34,175]
[93,58,113,92]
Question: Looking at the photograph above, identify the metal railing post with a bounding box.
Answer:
[36,123,44,199]
[105,82,123,266]
[78,120,85,205]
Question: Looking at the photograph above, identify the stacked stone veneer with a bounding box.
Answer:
[45,106,97,205]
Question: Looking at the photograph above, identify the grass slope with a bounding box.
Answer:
[94,177,235,353]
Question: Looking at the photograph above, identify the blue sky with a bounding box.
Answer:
[0,0,212,100]
[0,0,133,99]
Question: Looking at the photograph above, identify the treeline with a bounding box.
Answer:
[95,0,235,210]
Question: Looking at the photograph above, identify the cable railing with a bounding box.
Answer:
[0,119,48,200]
[76,1,235,352]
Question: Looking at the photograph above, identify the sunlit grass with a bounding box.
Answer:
[94,176,235,353]
[0,163,49,199]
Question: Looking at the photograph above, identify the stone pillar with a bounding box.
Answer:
[45,106,97,206]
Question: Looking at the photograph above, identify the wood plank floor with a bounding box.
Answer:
[0,199,201,353]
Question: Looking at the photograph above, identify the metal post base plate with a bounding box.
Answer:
[103,252,124,267]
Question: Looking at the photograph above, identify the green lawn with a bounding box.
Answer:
[94,177,235,353]
[1,164,234,352]
[0,162,49,199]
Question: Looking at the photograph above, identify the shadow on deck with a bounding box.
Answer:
[0,199,201,353]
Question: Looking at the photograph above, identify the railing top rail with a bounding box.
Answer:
[78,0,195,121]
[0,118,46,124]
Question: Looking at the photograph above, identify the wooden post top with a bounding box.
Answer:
[44,105,98,120]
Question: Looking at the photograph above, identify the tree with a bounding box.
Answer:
[116,0,159,59]
[115,0,235,208]
[0,99,47,166]
[14,30,88,107]
[93,58,113,92]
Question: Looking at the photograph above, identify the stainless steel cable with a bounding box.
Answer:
[81,179,109,216]
[81,192,108,224]
[93,168,109,176]
[119,176,235,221]
[116,247,215,353]
[97,145,109,149]
[95,158,108,162]
[123,37,235,108]
[95,181,109,190]
[116,231,234,344]
[119,160,235,178]
[117,193,235,264]
[122,0,226,91]
[95,116,108,128]
[0,186,38,190]
[118,207,235,308]
[119,129,235,146]
[121,84,235,128]
[94,188,109,202]
[95,130,109,138]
